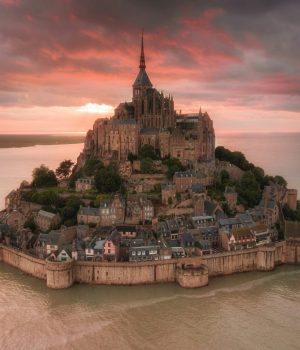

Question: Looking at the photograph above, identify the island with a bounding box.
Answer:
[1,35,300,289]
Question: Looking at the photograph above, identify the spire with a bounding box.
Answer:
[139,31,146,69]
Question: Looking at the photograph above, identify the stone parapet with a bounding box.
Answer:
[0,241,299,289]
[46,259,75,289]
[176,264,208,288]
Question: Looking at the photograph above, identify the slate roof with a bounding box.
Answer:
[133,69,152,87]
[78,206,99,216]
[174,170,194,178]
[191,184,206,193]
[38,210,57,219]
[108,119,136,125]
[140,127,159,135]
[219,217,242,227]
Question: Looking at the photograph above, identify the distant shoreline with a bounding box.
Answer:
[0,134,85,148]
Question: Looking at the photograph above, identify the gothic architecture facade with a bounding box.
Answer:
[80,35,215,166]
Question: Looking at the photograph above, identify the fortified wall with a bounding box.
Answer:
[0,240,298,289]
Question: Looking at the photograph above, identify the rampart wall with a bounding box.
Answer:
[0,240,299,289]
[0,245,46,280]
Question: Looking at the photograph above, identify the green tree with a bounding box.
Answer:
[84,158,104,176]
[94,167,123,193]
[127,152,138,162]
[138,144,158,160]
[24,216,36,232]
[32,165,57,188]
[141,157,155,174]
[237,171,261,208]
[163,157,185,179]
[274,175,287,187]
[55,159,74,179]
[60,195,83,226]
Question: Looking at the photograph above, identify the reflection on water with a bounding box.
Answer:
[1,263,300,350]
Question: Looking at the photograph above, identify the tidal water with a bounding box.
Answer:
[1,263,300,350]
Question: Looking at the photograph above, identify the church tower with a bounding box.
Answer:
[132,32,152,100]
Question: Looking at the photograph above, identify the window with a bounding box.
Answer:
[137,251,141,256]
[108,249,111,254]
[132,251,136,256]
[142,251,145,255]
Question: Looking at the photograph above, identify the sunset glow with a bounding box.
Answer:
[77,103,114,114]
[0,0,299,133]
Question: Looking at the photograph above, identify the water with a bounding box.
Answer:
[217,132,300,193]
[0,143,84,210]
[1,262,300,350]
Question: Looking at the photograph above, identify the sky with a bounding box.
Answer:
[0,0,300,134]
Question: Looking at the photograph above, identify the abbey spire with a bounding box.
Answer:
[139,31,146,69]
[133,32,152,92]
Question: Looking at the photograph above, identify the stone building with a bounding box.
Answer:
[34,210,60,232]
[75,177,94,192]
[77,34,215,167]
[286,189,298,211]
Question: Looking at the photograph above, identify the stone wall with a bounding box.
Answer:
[0,245,46,280]
[0,241,299,289]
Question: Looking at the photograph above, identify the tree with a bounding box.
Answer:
[84,158,104,176]
[237,171,261,208]
[32,165,57,188]
[127,152,138,162]
[140,157,155,174]
[138,144,158,160]
[94,167,123,193]
[60,195,83,226]
[163,157,185,179]
[24,216,36,232]
[55,160,74,179]
[274,175,287,187]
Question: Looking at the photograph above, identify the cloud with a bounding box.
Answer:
[0,0,299,132]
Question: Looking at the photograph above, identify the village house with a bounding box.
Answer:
[103,230,120,261]
[204,200,224,219]
[129,245,160,262]
[191,215,215,228]
[171,246,185,258]
[250,224,271,245]
[173,171,195,192]
[220,227,256,251]
[116,225,137,238]
[219,217,243,234]
[199,226,220,248]
[75,177,94,192]
[77,206,100,226]
[236,213,255,227]
[34,230,61,257]
[56,247,72,262]
[125,194,154,224]
[99,194,125,226]
[34,210,60,232]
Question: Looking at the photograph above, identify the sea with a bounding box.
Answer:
[0,132,300,349]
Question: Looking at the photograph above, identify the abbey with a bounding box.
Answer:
[80,34,215,165]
